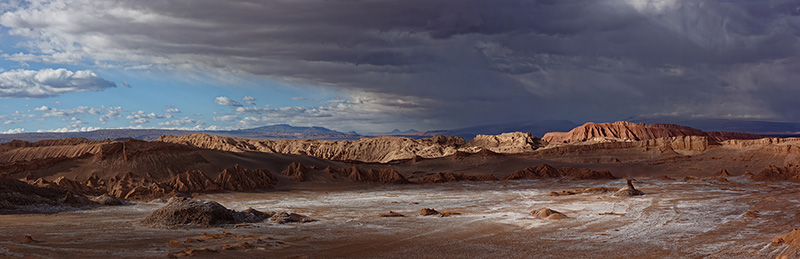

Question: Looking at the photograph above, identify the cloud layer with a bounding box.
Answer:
[2,1,799,128]
[0,68,116,98]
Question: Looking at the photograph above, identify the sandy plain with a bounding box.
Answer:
[1,177,797,258]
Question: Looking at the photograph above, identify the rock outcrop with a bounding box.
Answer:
[141,198,273,227]
[214,164,277,191]
[504,164,616,180]
[542,121,762,144]
[613,179,644,197]
[439,210,461,217]
[772,229,800,258]
[0,176,98,214]
[170,170,220,193]
[268,212,315,224]
[328,166,409,184]
[378,211,404,217]
[545,187,618,196]
[462,132,545,153]
[749,165,800,183]
[531,208,567,219]
[419,208,440,216]
[158,132,546,163]
[412,172,497,183]
[281,162,308,182]
[713,168,732,177]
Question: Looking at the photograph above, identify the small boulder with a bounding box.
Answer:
[269,212,315,224]
[419,208,440,216]
[531,208,567,220]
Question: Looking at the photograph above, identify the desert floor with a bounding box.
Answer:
[1,178,798,258]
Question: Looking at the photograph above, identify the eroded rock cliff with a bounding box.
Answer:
[542,121,762,144]
[158,132,544,163]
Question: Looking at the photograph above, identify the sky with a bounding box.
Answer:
[0,0,798,134]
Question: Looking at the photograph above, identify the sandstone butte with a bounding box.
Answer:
[542,121,763,144]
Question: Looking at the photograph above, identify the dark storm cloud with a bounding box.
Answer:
[2,0,799,128]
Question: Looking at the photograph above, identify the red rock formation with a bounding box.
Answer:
[439,210,461,217]
[531,208,567,219]
[772,229,800,258]
[419,208,440,216]
[330,166,409,184]
[0,176,97,213]
[413,172,497,183]
[613,179,644,197]
[505,164,561,180]
[158,132,546,163]
[545,187,617,196]
[214,164,276,191]
[169,170,220,193]
[558,167,616,180]
[280,162,307,182]
[713,168,732,177]
[542,121,762,144]
[53,176,103,195]
[378,211,404,217]
[463,132,545,153]
[749,165,800,183]
[504,164,615,180]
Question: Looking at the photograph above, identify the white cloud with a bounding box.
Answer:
[163,108,181,113]
[214,96,242,107]
[98,106,123,122]
[130,118,148,124]
[50,126,100,133]
[158,117,203,127]
[1,128,24,134]
[34,105,115,118]
[233,93,433,132]
[213,115,239,122]
[0,68,116,98]
[126,110,170,120]
[242,96,256,105]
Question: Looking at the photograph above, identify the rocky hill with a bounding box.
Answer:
[542,121,763,144]
[157,132,543,163]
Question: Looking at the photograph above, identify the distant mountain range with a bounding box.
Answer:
[3,117,799,144]
[0,124,361,143]
[628,117,800,137]
[399,120,579,141]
